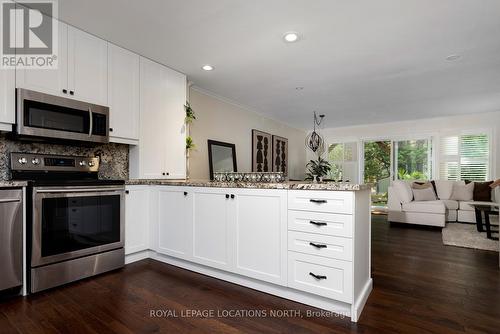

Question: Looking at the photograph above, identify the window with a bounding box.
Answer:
[439,133,489,181]
[327,142,358,182]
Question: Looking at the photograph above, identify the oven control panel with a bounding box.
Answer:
[10,153,99,172]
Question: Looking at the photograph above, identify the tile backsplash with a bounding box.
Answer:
[0,134,129,180]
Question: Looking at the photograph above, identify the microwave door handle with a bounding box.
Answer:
[88,106,93,137]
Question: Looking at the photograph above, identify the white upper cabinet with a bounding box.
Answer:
[67,26,108,105]
[16,19,107,106]
[0,61,15,130]
[129,57,186,179]
[107,44,140,144]
[15,19,69,98]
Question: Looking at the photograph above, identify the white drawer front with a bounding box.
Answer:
[288,252,352,303]
[288,190,353,214]
[288,210,353,238]
[288,231,352,261]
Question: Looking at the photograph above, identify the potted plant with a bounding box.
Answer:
[305,156,331,182]
[186,136,195,150]
[185,102,196,124]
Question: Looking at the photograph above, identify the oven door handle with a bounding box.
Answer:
[35,187,125,193]
[88,106,93,137]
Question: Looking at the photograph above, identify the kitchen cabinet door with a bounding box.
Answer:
[0,60,15,130]
[125,186,150,255]
[108,43,140,144]
[15,18,68,98]
[68,26,108,105]
[157,187,192,259]
[191,188,232,271]
[232,189,287,285]
[163,67,186,179]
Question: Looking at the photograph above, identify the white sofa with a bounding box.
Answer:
[388,180,498,227]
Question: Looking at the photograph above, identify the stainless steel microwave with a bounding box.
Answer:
[16,89,109,143]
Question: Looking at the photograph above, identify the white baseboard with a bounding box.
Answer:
[125,250,151,264]
[351,278,373,322]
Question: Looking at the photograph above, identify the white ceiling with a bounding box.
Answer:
[55,0,500,130]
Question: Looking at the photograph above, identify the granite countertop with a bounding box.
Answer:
[125,179,371,191]
[0,181,28,188]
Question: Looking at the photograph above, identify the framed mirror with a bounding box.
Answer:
[208,140,237,180]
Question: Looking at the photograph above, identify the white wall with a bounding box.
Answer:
[319,111,500,180]
[188,88,306,180]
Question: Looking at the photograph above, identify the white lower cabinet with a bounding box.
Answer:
[191,188,232,271]
[124,186,150,255]
[233,189,287,285]
[156,187,192,260]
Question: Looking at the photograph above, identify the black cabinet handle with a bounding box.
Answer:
[309,242,327,249]
[62,89,67,94]
[109,128,113,132]
[310,220,327,226]
[310,199,327,204]
[166,172,170,176]
[231,194,235,199]
[125,190,129,194]
[309,272,327,280]
[162,173,166,176]
[225,194,230,199]
[184,191,188,196]
[69,91,74,95]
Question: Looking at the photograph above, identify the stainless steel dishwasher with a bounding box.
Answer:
[0,189,23,292]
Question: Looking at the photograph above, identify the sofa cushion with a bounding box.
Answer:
[441,199,459,210]
[412,186,437,201]
[435,180,464,200]
[414,181,438,198]
[393,180,413,203]
[459,201,498,211]
[451,182,474,201]
[402,201,446,214]
[473,181,493,202]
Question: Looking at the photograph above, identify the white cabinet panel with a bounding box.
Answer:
[288,210,353,238]
[130,57,186,179]
[16,19,68,97]
[192,189,231,270]
[0,65,15,128]
[288,251,353,303]
[125,186,150,255]
[288,231,353,261]
[163,68,186,179]
[157,187,191,259]
[107,44,140,144]
[288,190,353,214]
[233,189,287,285]
[68,26,108,105]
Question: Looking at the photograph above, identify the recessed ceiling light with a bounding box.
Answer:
[446,54,461,61]
[202,65,214,71]
[295,87,304,90]
[283,32,300,43]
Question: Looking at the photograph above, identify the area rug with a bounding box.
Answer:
[442,223,498,252]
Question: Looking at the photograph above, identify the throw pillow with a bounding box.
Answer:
[451,182,474,201]
[393,180,413,203]
[412,187,437,201]
[473,181,493,202]
[414,181,439,199]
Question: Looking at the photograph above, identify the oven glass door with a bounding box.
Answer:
[32,188,124,267]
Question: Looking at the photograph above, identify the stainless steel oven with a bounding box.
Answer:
[31,185,125,268]
[16,89,109,143]
[11,152,125,293]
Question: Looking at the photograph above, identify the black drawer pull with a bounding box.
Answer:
[230,194,235,199]
[184,191,188,196]
[125,190,129,194]
[225,194,230,199]
[309,199,327,204]
[309,242,327,249]
[309,220,327,226]
[309,272,327,280]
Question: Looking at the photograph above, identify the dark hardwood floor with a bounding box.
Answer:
[1,216,499,334]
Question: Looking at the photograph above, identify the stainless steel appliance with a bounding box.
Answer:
[15,89,109,143]
[0,189,23,292]
[11,152,124,293]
